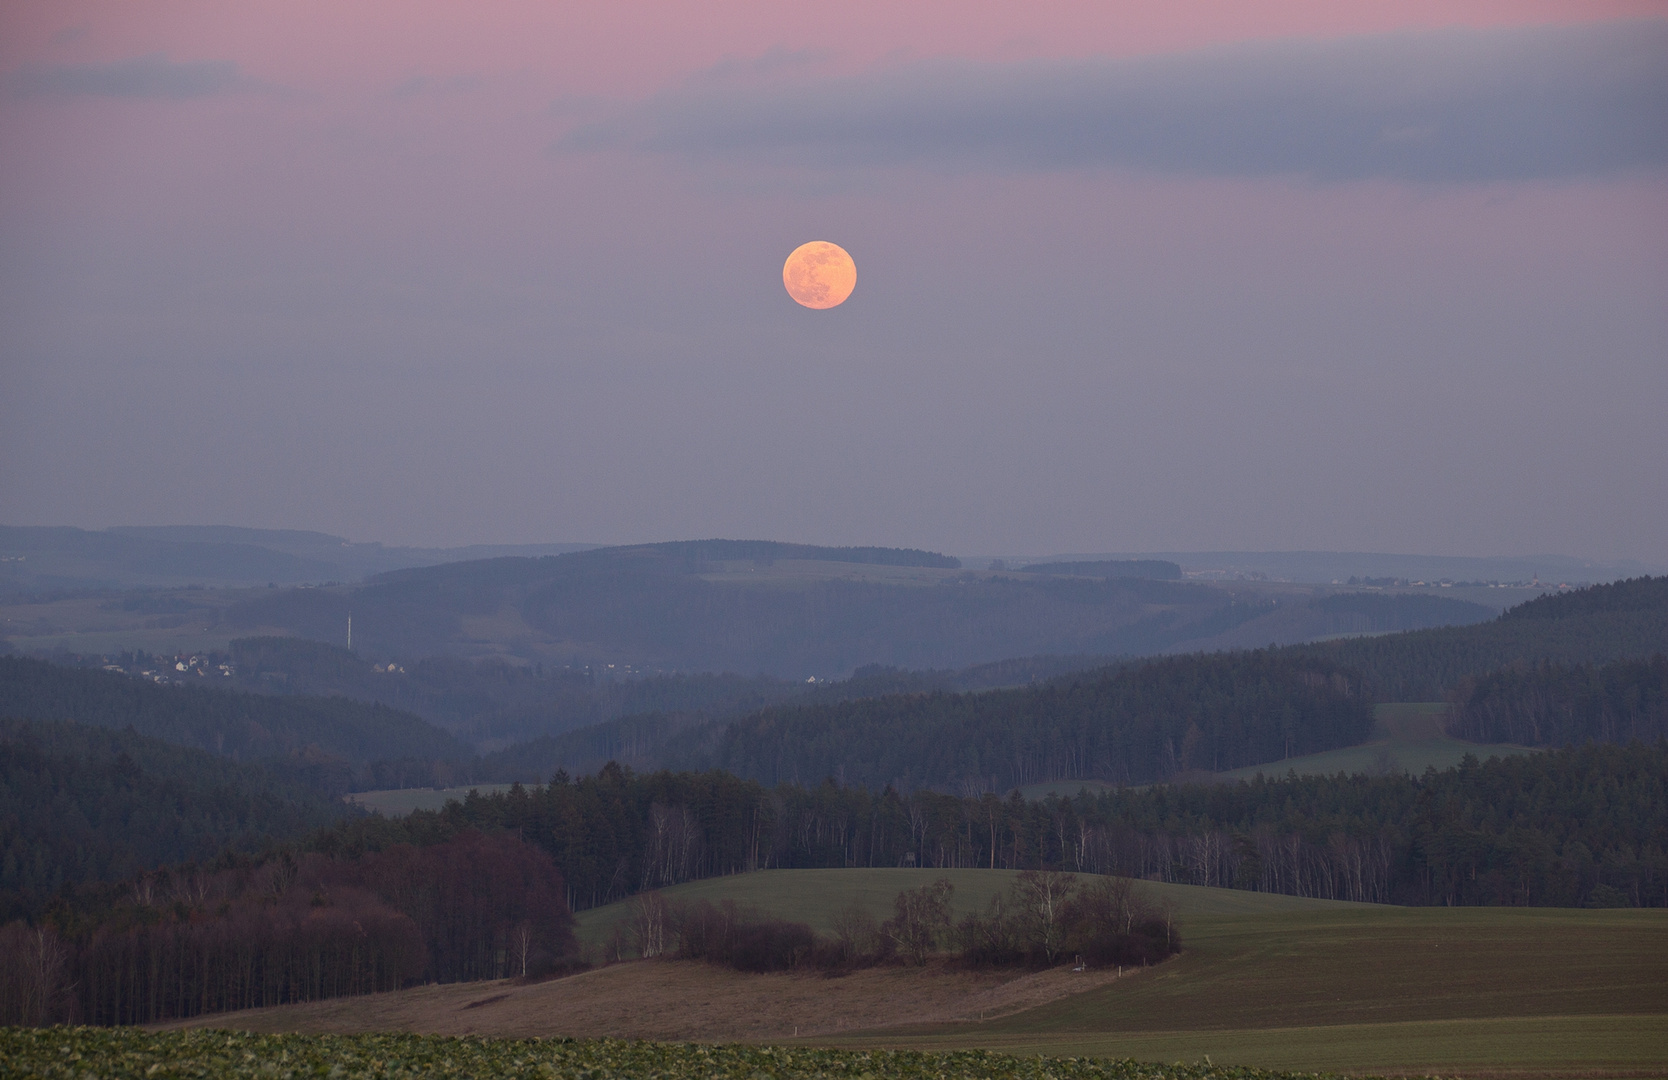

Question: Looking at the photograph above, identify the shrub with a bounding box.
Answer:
[668,899,819,972]
[956,874,1181,969]
[882,878,954,965]
[828,898,890,967]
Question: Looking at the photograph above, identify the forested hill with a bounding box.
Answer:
[324,742,1668,910]
[677,652,1374,791]
[503,578,1668,788]
[0,657,467,780]
[1501,574,1668,620]
[0,719,350,919]
[1300,575,1668,700]
[218,538,1498,677]
[1450,654,1667,746]
[217,541,1263,673]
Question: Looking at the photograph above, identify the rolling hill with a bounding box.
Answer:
[205,539,1494,678]
[158,867,1668,1076]
[0,656,469,787]
[513,576,1666,787]
[0,718,352,918]
[0,524,594,592]
[1298,575,1668,699]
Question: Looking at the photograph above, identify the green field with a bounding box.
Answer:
[1015,704,1534,799]
[345,784,519,816]
[576,868,1668,1076]
[1217,702,1533,780]
[1214,735,1532,782]
[573,868,1359,949]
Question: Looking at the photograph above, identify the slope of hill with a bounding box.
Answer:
[153,869,1668,1076]
[0,524,594,592]
[337,743,1666,911]
[215,541,1243,673]
[836,885,1666,1076]
[469,656,1134,775]
[1105,549,1659,586]
[1020,559,1182,580]
[206,539,1502,678]
[0,718,350,918]
[1449,653,1667,746]
[634,578,1664,795]
[0,657,468,783]
[1299,576,1668,699]
[688,652,1373,790]
[223,635,809,749]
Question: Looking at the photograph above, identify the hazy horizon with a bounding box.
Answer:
[6,522,1661,583]
[3,2,1664,562]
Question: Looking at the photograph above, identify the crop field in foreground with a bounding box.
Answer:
[0,1028,1345,1080]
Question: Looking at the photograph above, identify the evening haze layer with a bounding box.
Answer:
[1,2,1664,561]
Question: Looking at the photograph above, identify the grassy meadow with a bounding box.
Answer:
[1016,704,1533,799]
[147,867,1667,1074]
[572,868,1360,949]
[575,868,1668,1076]
[345,784,519,816]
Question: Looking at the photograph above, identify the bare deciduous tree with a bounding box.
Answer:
[882,878,953,965]
[1013,870,1076,964]
[629,890,668,959]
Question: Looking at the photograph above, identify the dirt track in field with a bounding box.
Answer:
[159,959,1147,1042]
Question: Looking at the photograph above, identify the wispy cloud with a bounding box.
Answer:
[11,53,243,99]
[564,21,1668,182]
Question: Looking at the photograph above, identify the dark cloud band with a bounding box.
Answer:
[566,21,1668,182]
[11,54,242,100]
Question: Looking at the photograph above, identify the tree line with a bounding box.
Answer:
[0,656,466,779]
[0,830,574,1026]
[0,719,348,921]
[1449,654,1667,746]
[679,651,1375,792]
[481,578,1666,787]
[7,739,1660,1024]
[1301,577,1668,701]
[316,741,1667,914]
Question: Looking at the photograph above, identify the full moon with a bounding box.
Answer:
[783,241,856,309]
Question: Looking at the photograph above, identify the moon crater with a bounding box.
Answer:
[783,241,856,309]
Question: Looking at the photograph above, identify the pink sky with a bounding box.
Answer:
[1,1,1665,561]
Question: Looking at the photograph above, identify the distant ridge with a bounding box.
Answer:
[1085,550,1660,585]
[1022,559,1181,580]
[584,539,961,570]
[0,524,597,591]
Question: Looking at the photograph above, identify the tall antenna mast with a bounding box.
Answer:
[347,611,352,651]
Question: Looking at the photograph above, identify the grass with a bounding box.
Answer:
[141,868,1668,1075]
[572,868,1358,949]
[575,868,1668,1076]
[1017,705,1534,798]
[345,784,519,816]
[1215,703,1532,781]
[1214,736,1531,782]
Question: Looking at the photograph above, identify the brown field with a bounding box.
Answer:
[159,957,1144,1043]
